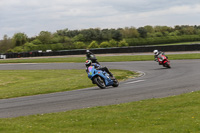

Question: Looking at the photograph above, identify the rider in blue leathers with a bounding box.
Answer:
[85,60,114,78]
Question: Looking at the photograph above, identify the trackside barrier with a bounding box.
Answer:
[0,55,6,59]
[4,44,200,59]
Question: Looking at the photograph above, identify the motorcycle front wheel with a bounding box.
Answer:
[112,78,119,87]
[93,76,106,89]
[165,62,171,68]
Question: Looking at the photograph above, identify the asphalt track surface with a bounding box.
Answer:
[0,59,200,118]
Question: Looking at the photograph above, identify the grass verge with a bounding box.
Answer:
[0,69,138,99]
[0,53,199,132]
[0,91,199,132]
[0,53,200,64]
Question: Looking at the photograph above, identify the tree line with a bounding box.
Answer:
[0,25,200,53]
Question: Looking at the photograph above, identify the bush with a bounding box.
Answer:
[51,37,61,43]
[126,35,200,46]
[51,43,64,51]
[6,49,14,53]
[24,43,37,51]
[109,39,118,47]
[12,46,24,53]
[74,42,86,49]
[118,40,128,47]
[99,41,110,48]
[35,44,51,51]
[88,41,99,49]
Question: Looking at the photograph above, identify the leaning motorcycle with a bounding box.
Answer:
[87,66,119,89]
[157,54,171,68]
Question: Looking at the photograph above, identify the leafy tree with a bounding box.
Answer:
[154,26,173,33]
[0,35,14,53]
[154,32,163,37]
[56,28,69,36]
[120,27,130,38]
[31,39,42,45]
[5,25,200,53]
[12,32,28,46]
[137,27,147,38]
[73,34,85,42]
[63,36,72,43]
[196,29,200,35]
[120,27,140,38]
[28,36,36,42]
[37,31,52,44]
[169,30,181,36]
[183,26,195,35]
[111,29,122,41]
[101,29,112,40]
[62,37,74,49]
[3,34,8,41]
[65,30,79,37]
[174,25,196,35]
[144,25,154,33]
[80,28,100,41]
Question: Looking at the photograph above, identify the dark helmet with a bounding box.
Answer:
[85,60,92,67]
[86,49,91,54]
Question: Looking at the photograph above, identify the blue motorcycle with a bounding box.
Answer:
[87,66,119,89]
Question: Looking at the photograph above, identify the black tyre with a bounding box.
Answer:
[112,78,119,87]
[93,76,106,89]
[165,62,171,68]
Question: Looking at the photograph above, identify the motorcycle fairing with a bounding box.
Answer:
[87,66,113,86]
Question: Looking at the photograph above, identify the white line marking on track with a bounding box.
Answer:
[125,80,145,84]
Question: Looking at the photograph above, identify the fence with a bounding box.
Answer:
[4,44,200,59]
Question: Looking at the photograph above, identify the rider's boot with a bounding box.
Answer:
[109,73,115,80]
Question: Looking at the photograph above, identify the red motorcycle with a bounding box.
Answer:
[157,54,171,68]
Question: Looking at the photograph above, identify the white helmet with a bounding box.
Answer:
[153,50,158,55]
[85,60,92,67]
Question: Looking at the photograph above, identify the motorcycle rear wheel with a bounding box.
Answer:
[93,76,106,89]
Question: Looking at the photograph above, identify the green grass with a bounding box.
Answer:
[0,69,137,99]
[0,53,200,132]
[97,54,200,62]
[0,57,86,63]
[0,53,200,63]
[168,54,200,60]
[0,91,199,133]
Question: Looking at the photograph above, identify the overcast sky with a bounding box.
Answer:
[1,0,200,39]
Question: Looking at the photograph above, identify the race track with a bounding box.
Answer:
[0,59,200,118]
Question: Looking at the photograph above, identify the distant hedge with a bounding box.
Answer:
[126,35,200,46]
